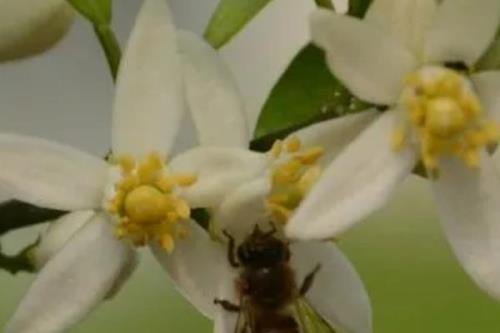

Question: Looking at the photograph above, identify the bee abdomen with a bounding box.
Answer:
[254,312,300,333]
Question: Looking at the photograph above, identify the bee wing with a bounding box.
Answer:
[232,304,245,333]
[294,297,339,333]
[235,297,255,333]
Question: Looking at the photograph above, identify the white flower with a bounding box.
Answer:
[0,0,75,62]
[286,0,500,299]
[1,0,263,331]
[153,41,376,333]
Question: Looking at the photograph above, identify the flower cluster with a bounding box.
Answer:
[0,0,499,332]
[287,0,500,300]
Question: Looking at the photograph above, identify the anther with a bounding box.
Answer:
[396,66,497,172]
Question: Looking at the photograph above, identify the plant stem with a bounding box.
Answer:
[348,0,372,17]
[0,252,33,274]
[0,200,66,236]
[314,0,335,9]
[0,240,38,274]
[94,24,121,80]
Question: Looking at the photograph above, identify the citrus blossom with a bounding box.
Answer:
[286,0,500,300]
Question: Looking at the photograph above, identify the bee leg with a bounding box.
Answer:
[214,298,241,312]
[222,230,240,268]
[299,264,322,296]
[240,322,249,333]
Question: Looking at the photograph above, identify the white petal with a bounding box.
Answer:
[215,178,271,240]
[104,247,138,300]
[425,0,500,65]
[112,0,184,159]
[151,220,225,318]
[291,242,372,333]
[213,264,239,333]
[0,0,74,62]
[310,9,417,105]
[179,31,249,148]
[365,0,437,56]
[290,110,379,165]
[432,155,500,299]
[0,134,107,210]
[286,111,417,240]
[6,214,135,333]
[170,147,268,208]
[472,71,500,122]
[34,210,95,269]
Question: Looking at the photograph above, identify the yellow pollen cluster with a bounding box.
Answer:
[267,137,324,224]
[393,67,499,173]
[107,152,197,252]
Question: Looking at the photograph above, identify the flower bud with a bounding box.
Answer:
[0,0,75,62]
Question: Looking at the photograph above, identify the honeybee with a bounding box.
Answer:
[214,225,321,333]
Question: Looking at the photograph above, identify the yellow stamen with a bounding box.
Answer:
[391,126,406,151]
[270,140,283,158]
[107,152,196,250]
[137,153,163,184]
[272,159,303,185]
[174,199,191,220]
[464,149,480,168]
[298,165,322,195]
[173,174,198,187]
[426,98,466,137]
[267,202,291,225]
[156,176,174,192]
[296,147,325,165]
[285,136,302,153]
[117,154,135,174]
[395,66,499,173]
[160,234,175,253]
[266,138,324,224]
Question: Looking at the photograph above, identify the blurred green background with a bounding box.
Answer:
[2,177,500,332]
[2,0,500,331]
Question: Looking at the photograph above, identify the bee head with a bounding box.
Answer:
[237,224,290,267]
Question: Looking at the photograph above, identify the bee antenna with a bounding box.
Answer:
[264,222,277,236]
[253,224,263,235]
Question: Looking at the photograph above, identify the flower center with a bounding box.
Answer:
[266,137,324,224]
[124,186,169,224]
[107,152,197,252]
[393,66,499,173]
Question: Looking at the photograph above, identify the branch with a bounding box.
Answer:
[348,0,372,17]
[0,200,66,236]
[314,0,335,9]
[0,240,38,275]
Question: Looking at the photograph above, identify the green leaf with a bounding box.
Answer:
[204,0,274,49]
[251,44,368,152]
[348,0,372,17]
[67,0,112,25]
[478,35,500,70]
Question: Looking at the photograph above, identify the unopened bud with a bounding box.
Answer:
[0,0,75,62]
